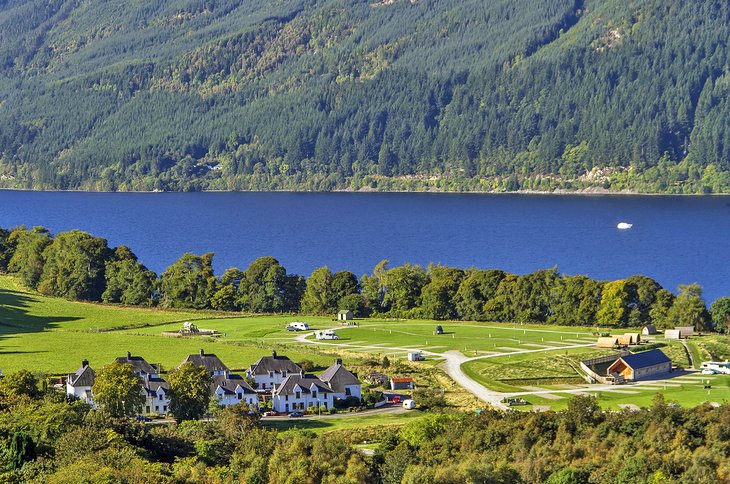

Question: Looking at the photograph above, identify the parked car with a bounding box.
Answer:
[392,396,401,404]
[136,416,153,422]
[262,411,277,417]
[288,411,305,418]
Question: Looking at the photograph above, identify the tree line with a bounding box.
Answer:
[1,225,728,331]
[0,372,729,482]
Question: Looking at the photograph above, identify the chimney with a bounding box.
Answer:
[82,359,89,368]
[200,349,205,356]
[336,358,342,365]
[127,351,131,359]
[272,350,277,358]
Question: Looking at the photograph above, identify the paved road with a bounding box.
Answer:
[294,328,597,410]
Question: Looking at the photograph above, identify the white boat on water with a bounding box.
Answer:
[617,222,633,230]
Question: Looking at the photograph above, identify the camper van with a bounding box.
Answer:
[286,322,310,331]
[408,352,425,361]
[315,330,339,340]
[700,361,730,375]
[402,399,417,410]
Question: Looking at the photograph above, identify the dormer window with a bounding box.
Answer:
[282,371,287,377]
[312,391,317,398]
[295,391,301,399]
[269,371,274,378]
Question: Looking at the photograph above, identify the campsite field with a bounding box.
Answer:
[307,320,601,355]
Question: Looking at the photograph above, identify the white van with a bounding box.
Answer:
[286,322,310,331]
[402,399,417,410]
[315,330,339,340]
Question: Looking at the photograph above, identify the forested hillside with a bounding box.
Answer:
[0,0,729,192]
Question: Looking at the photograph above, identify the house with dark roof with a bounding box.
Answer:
[115,352,159,379]
[271,374,334,413]
[180,349,258,408]
[212,374,259,408]
[66,359,96,406]
[180,349,230,376]
[143,377,170,415]
[319,359,361,401]
[247,351,303,391]
[113,352,171,415]
[606,349,672,381]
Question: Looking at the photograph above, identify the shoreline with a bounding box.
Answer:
[1,186,729,197]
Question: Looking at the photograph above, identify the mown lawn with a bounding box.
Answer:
[513,374,730,411]
[312,319,602,355]
[261,410,423,434]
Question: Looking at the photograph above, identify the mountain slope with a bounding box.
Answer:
[0,0,729,192]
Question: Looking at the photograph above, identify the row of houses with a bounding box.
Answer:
[66,350,362,415]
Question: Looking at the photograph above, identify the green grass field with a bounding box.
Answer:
[310,320,601,355]
[511,373,730,411]
[0,276,339,374]
[261,410,423,434]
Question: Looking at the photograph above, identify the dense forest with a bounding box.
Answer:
[2,225,729,331]
[0,378,728,483]
[0,0,730,193]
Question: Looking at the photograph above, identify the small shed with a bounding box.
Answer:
[390,377,414,390]
[665,329,681,340]
[337,310,354,321]
[597,337,619,348]
[625,333,641,344]
[642,325,657,335]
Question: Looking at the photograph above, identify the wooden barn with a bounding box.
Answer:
[606,349,672,381]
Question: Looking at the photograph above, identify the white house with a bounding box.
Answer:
[143,376,171,416]
[247,351,303,391]
[211,374,259,408]
[115,352,170,415]
[66,359,96,406]
[272,374,334,413]
[319,359,361,402]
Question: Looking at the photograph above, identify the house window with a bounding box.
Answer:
[295,391,301,399]
[146,406,150,413]
[269,371,274,378]
[312,391,317,398]
[282,371,287,377]
[285,395,289,401]
[345,388,351,396]
[237,392,242,399]
[163,405,167,412]
[155,406,159,413]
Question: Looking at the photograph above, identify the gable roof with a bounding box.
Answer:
[180,349,229,374]
[144,377,170,396]
[619,350,671,369]
[68,362,95,387]
[319,360,359,393]
[115,352,157,376]
[274,374,333,396]
[391,377,414,383]
[249,351,302,376]
[212,374,256,396]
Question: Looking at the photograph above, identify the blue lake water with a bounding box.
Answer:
[0,191,728,302]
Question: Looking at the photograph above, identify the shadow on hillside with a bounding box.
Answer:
[0,288,80,336]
